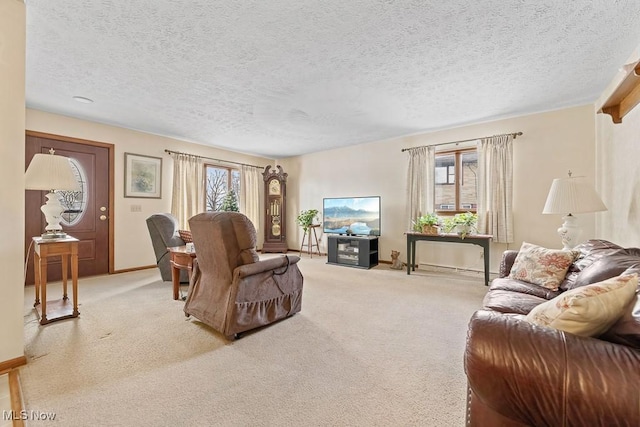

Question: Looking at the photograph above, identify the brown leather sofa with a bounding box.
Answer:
[464,239,640,426]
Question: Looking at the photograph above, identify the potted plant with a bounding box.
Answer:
[296,209,319,232]
[442,212,477,239]
[414,212,441,235]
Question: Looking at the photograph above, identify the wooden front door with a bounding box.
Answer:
[25,132,113,284]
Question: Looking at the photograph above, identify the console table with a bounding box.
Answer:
[405,232,492,286]
[32,236,80,325]
[168,245,196,300]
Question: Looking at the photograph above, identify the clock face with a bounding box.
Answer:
[269,179,281,195]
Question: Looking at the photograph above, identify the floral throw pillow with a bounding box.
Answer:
[178,229,193,243]
[525,274,638,337]
[509,242,579,290]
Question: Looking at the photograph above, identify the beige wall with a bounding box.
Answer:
[595,46,640,247]
[284,104,600,273]
[26,110,272,271]
[0,0,26,364]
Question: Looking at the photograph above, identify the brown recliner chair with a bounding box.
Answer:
[184,212,303,339]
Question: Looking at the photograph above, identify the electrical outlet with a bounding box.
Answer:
[479,250,484,259]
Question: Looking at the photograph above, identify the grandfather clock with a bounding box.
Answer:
[262,165,288,253]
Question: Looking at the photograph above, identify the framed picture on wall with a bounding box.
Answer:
[124,153,162,198]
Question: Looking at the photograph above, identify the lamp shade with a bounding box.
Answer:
[542,176,607,215]
[25,151,80,191]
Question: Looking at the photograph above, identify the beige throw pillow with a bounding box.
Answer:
[525,273,638,337]
[509,242,579,290]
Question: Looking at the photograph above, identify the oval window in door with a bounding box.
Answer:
[58,158,88,226]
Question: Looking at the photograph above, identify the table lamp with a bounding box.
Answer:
[542,171,607,250]
[25,148,80,239]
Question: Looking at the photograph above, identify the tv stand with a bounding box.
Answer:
[327,235,378,269]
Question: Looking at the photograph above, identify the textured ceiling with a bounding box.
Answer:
[25,1,640,158]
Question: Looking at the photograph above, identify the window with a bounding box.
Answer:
[435,154,455,185]
[205,165,240,211]
[59,158,87,226]
[434,148,477,212]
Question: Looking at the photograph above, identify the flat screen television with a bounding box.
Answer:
[322,196,381,236]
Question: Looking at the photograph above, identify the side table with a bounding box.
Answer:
[32,236,80,325]
[168,245,196,300]
[299,224,321,258]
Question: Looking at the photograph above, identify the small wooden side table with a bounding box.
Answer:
[299,224,321,258]
[32,236,80,325]
[168,246,196,300]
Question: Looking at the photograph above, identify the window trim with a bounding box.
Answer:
[204,163,240,212]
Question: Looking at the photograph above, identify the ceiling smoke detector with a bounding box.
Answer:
[72,96,94,104]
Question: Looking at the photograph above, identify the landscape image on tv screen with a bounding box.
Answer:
[323,196,380,236]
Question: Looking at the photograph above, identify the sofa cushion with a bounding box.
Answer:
[525,274,638,337]
[559,240,625,291]
[508,242,579,291]
[482,289,548,315]
[570,250,640,290]
[489,277,562,300]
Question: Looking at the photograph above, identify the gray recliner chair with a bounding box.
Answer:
[146,213,189,282]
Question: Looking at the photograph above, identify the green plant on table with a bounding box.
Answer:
[296,209,319,232]
[442,212,477,239]
[413,212,441,232]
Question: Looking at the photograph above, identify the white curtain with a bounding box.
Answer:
[405,146,435,230]
[477,135,514,243]
[170,153,204,230]
[425,146,435,214]
[240,164,261,232]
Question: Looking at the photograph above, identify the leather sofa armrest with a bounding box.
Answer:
[499,250,519,278]
[235,255,301,279]
[464,310,640,426]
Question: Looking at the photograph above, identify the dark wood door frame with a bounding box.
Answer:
[26,130,115,274]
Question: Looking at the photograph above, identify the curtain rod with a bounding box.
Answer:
[400,132,523,152]
[164,149,263,169]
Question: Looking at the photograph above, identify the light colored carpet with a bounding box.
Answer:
[20,257,488,427]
